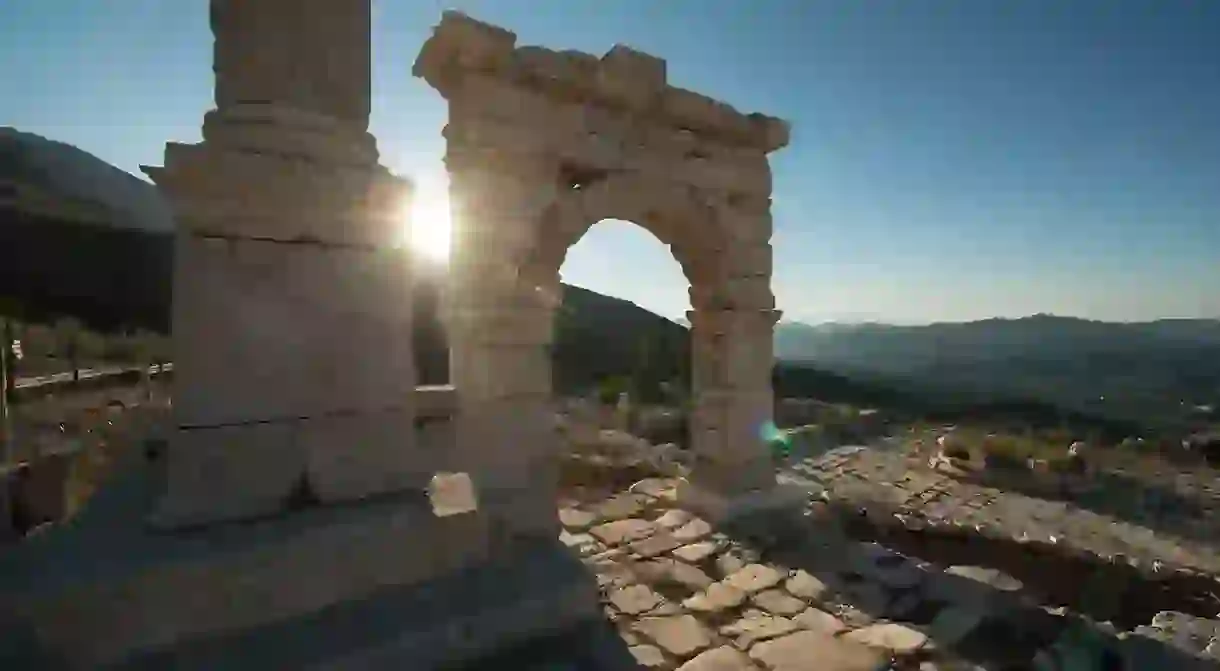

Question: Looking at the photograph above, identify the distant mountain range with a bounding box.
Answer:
[776,317,1220,430]
[0,127,173,233]
[2,126,1214,436]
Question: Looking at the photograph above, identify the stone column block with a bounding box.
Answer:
[171,235,415,427]
[452,397,557,475]
[152,422,302,528]
[212,0,373,128]
[156,142,406,246]
[298,406,428,504]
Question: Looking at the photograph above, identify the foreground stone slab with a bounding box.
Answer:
[749,630,890,671]
[0,461,599,670]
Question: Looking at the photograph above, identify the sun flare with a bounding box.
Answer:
[404,182,452,263]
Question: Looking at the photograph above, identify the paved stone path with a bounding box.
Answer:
[553,473,1220,670]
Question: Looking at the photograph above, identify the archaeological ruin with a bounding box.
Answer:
[0,2,793,668]
[415,11,792,522]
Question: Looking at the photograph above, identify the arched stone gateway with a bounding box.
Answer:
[414,11,794,522]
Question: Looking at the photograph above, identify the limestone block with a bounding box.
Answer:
[717,201,774,244]
[298,406,427,504]
[413,11,517,85]
[596,45,667,111]
[211,0,372,127]
[200,113,381,167]
[210,102,361,135]
[680,153,772,198]
[454,345,551,400]
[727,244,773,278]
[452,400,558,474]
[724,277,775,310]
[427,471,480,516]
[725,338,775,390]
[156,142,406,245]
[640,124,701,157]
[719,390,774,440]
[415,385,458,421]
[511,46,600,99]
[748,113,791,153]
[447,309,556,348]
[661,87,750,138]
[152,422,302,528]
[574,174,690,234]
[554,105,639,170]
[172,236,415,427]
[443,116,556,159]
[451,74,577,133]
[448,162,558,225]
[417,417,457,470]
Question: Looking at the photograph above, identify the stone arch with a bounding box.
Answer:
[415,10,791,525]
[523,173,724,307]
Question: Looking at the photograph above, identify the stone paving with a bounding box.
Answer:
[558,470,1220,670]
[784,445,1220,576]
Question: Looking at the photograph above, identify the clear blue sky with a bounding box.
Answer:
[2,1,1218,324]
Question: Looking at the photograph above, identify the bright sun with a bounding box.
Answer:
[404,183,452,263]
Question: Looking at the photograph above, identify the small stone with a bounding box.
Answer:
[630,643,670,668]
[634,559,714,593]
[752,589,807,616]
[635,614,714,659]
[792,607,847,635]
[721,613,800,649]
[677,646,755,671]
[656,509,694,529]
[750,630,890,671]
[844,623,928,654]
[647,601,687,616]
[785,570,831,603]
[611,584,665,615]
[590,518,657,546]
[943,565,1023,592]
[674,541,719,563]
[631,478,676,498]
[667,561,716,591]
[684,582,747,613]
[674,517,713,543]
[632,531,683,558]
[559,507,596,530]
[559,530,594,549]
[593,493,645,521]
[716,552,749,578]
[724,564,786,594]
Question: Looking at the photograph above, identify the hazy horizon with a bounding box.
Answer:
[3,1,1218,324]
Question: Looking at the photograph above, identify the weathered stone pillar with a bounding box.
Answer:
[683,306,786,517]
[444,155,563,541]
[144,0,422,527]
